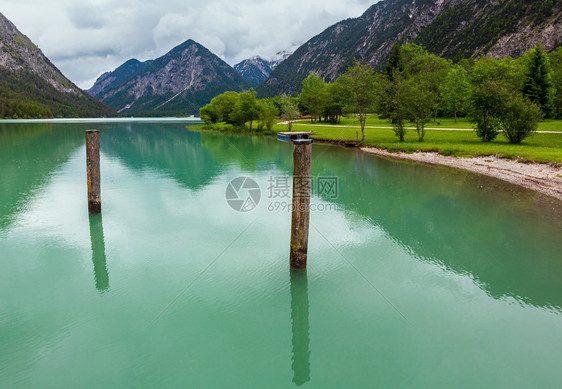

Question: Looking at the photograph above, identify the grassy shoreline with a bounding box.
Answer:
[191,117,562,163]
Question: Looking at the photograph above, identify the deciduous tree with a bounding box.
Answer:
[230,89,259,130]
[298,73,327,122]
[281,95,300,131]
[469,79,509,142]
[380,72,409,142]
[501,96,542,144]
[337,60,378,141]
[406,76,434,142]
[443,65,470,123]
[257,99,279,132]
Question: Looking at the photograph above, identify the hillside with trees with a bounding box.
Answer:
[258,0,562,96]
[0,12,115,118]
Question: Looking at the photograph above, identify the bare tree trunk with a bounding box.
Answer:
[360,113,366,141]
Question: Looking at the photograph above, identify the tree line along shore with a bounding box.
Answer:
[197,43,562,164]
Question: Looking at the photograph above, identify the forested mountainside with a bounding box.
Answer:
[233,57,274,86]
[0,12,115,118]
[258,0,561,96]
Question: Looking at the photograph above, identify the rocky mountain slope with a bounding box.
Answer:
[92,40,252,115]
[258,0,562,96]
[88,58,152,98]
[233,56,273,86]
[233,50,294,86]
[269,50,293,69]
[0,12,115,118]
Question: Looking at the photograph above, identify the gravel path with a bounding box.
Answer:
[292,122,562,134]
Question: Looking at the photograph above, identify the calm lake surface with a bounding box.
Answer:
[1,120,562,388]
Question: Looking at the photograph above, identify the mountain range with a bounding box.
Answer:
[232,50,293,86]
[2,0,561,118]
[233,57,274,87]
[258,0,562,96]
[88,40,252,116]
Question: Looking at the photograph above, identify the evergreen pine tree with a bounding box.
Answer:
[385,43,404,81]
[522,43,555,117]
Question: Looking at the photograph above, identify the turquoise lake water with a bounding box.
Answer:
[1,120,561,388]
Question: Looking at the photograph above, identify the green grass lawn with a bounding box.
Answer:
[272,122,562,163]
[192,120,562,163]
[300,115,562,131]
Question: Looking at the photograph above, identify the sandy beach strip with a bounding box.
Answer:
[359,146,562,201]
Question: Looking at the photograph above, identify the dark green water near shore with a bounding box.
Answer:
[1,121,561,388]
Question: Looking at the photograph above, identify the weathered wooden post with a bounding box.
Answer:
[86,130,101,214]
[278,132,312,269]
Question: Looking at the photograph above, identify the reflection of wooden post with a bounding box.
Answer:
[86,130,101,214]
[290,139,312,269]
[290,269,311,385]
[89,214,109,292]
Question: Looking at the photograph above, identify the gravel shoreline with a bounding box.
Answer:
[360,146,562,201]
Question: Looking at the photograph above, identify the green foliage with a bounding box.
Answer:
[401,44,451,121]
[469,79,511,142]
[199,91,278,132]
[443,65,470,122]
[298,73,327,122]
[379,72,409,142]
[549,47,562,118]
[522,43,555,117]
[257,99,279,131]
[322,82,345,124]
[501,96,542,144]
[405,76,435,142]
[199,104,219,126]
[337,60,378,140]
[385,42,404,81]
[379,44,453,141]
[280,95,300,131]
[199,91,241,126]
[230,89,259,130]
[0,69,115,118]
[470,57,521,89]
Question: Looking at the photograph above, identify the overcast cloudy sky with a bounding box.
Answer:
[2,0,379,89]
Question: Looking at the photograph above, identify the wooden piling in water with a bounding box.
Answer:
[290,139,312,269]
[86,130,101,214]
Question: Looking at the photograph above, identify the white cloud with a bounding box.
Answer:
[2,0,379,89]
